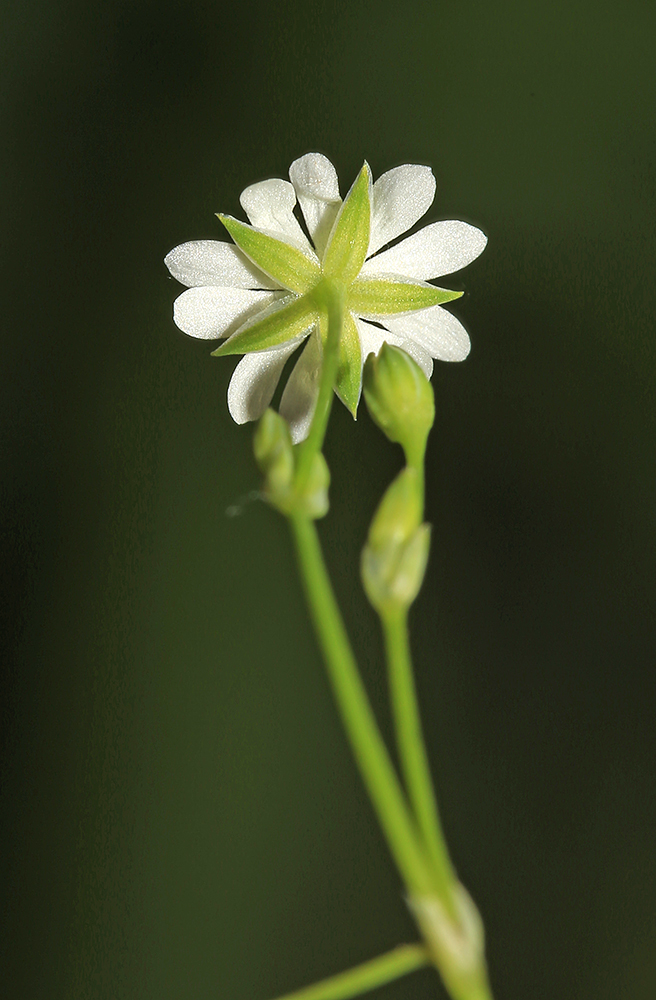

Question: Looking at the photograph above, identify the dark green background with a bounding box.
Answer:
[2,1,655,997]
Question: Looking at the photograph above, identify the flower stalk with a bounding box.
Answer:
[294,278,345,489]
[381,605,456,909]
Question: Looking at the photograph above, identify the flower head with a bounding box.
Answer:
[165,153,486,442]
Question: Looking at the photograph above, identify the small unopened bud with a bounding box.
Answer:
[368,465,422,549]
[254,409,330,519]
[296,451,330,519]
[363,344,435,465]
[254,409,294,497]
[361,468,431,613]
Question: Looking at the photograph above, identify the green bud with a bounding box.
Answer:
[253,409,330,519]
[368,466,422,549]
[296,451,330,520]
[363,343,435,466]
[253,408,294,497]
[361,468,431,613]
[362,524,431,612]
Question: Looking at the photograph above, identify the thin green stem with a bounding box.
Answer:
[289,514,433,895]
[382,608,457,915]
[270,944,430,1000]
[407,456,425,516]
[294,280,344,487]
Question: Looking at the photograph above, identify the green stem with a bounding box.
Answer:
[382,608,457,916]
[407,456,425,516]
[270,943,430,1000]
[294,279,344,487]
[289,514,433,895]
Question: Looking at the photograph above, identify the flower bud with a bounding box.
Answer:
[295,451,330,519]
[363,344,435,465]
[253,408,294,497]
[368,465,422,546]
[361,468,431,613]
[253,409,330,519]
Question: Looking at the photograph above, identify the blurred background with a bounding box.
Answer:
[2,1,655,997]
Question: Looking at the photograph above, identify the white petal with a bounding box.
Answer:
[227,340,302,424]
[239,178,315,256]
[354,318,433,379]
[380,305,471,362]
[354,316,390,361]
[395,339,434,378]
[368,165,436,256]
[289,153,341,256]
[172,286,280,340]
[165,240,279,289]
[361,221,487,281]
[279,331,322,443]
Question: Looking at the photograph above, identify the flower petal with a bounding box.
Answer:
[361,221,487,281]
[239,178,316,256]
[164,240,279,289]
[279,331,322,444]
[354,316,389,362]
[227,340,302,424]
[354,318,433,378]
[380,305,471,362]
[289,153,341,257]
[172,287,280,340]
[368,165,436,256]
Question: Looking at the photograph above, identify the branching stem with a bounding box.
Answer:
[289,514,433,896]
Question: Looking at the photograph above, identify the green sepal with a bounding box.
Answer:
[348,278,462,315]
[218,215,320,294]
[322,163,372,284]
[335,311,362,418]
[211,296,316,356]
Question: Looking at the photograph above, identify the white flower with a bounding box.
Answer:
[165,153,486,443]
